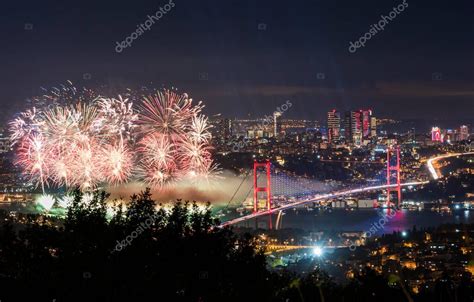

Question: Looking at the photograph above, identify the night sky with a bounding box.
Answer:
[1,0,473,124]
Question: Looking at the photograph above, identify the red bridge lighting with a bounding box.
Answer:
[386,146,402,207]
[253,160,272,213]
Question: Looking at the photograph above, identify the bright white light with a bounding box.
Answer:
[82,193,94,205]
[106,206,117,218]
[313,246,323,257]
[401,231,407,237]
[57,195,73,208]
[36,194,55,211]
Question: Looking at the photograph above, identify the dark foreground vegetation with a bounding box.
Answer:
[0,189,472,301]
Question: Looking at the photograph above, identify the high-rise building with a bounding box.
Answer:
[459,125,469,141]
[209,117,232,143]
[327,110,341,143]
[222,118,232,141]
[341,109,376,145]
[349,110,362,145]
[344,111,352,142]
[431,127,442,142]
[370,116,377,138]
[273,112,282,137]
[361,110,371,138]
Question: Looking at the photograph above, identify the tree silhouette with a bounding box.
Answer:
[0,190,472,301]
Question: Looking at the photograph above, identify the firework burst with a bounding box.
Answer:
[136,90,216,186]
[9,85,218,191]
[98,143,134,185]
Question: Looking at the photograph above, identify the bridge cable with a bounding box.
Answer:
[223,169,251,211]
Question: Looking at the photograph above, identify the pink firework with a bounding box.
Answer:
[9,85,218,191]
[95,96,138,141]
[180,140,212,174]
[137,90,217,187]
[10,95,136,190]
[138,90,203,139]
[98,143,134,185]
[189,115,212,144]
[142,160,180,188]
[16,133,49,191]
[138,134,177,168]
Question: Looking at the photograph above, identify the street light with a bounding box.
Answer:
[313,246,323,257]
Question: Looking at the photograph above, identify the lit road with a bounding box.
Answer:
[219,152,474,227]
[426,152,474,180]
[265,244,353,252]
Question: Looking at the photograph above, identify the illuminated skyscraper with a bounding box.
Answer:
[274,111,282,137]
[327,110,341,143]
[361,109,371,138]
[459,125,469,141]
[370,116,377,138]
[431,127,442,142]
[353,111,362,145]
[344,111,352,142]
[342,109,375,145]
[209,117,232,143]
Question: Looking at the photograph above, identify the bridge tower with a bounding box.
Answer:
[253,160,272,213]
[386,146,401,207]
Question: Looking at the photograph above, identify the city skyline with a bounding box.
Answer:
[0,1,473,300]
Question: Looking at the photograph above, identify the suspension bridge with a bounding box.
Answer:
[220,148,474,228]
